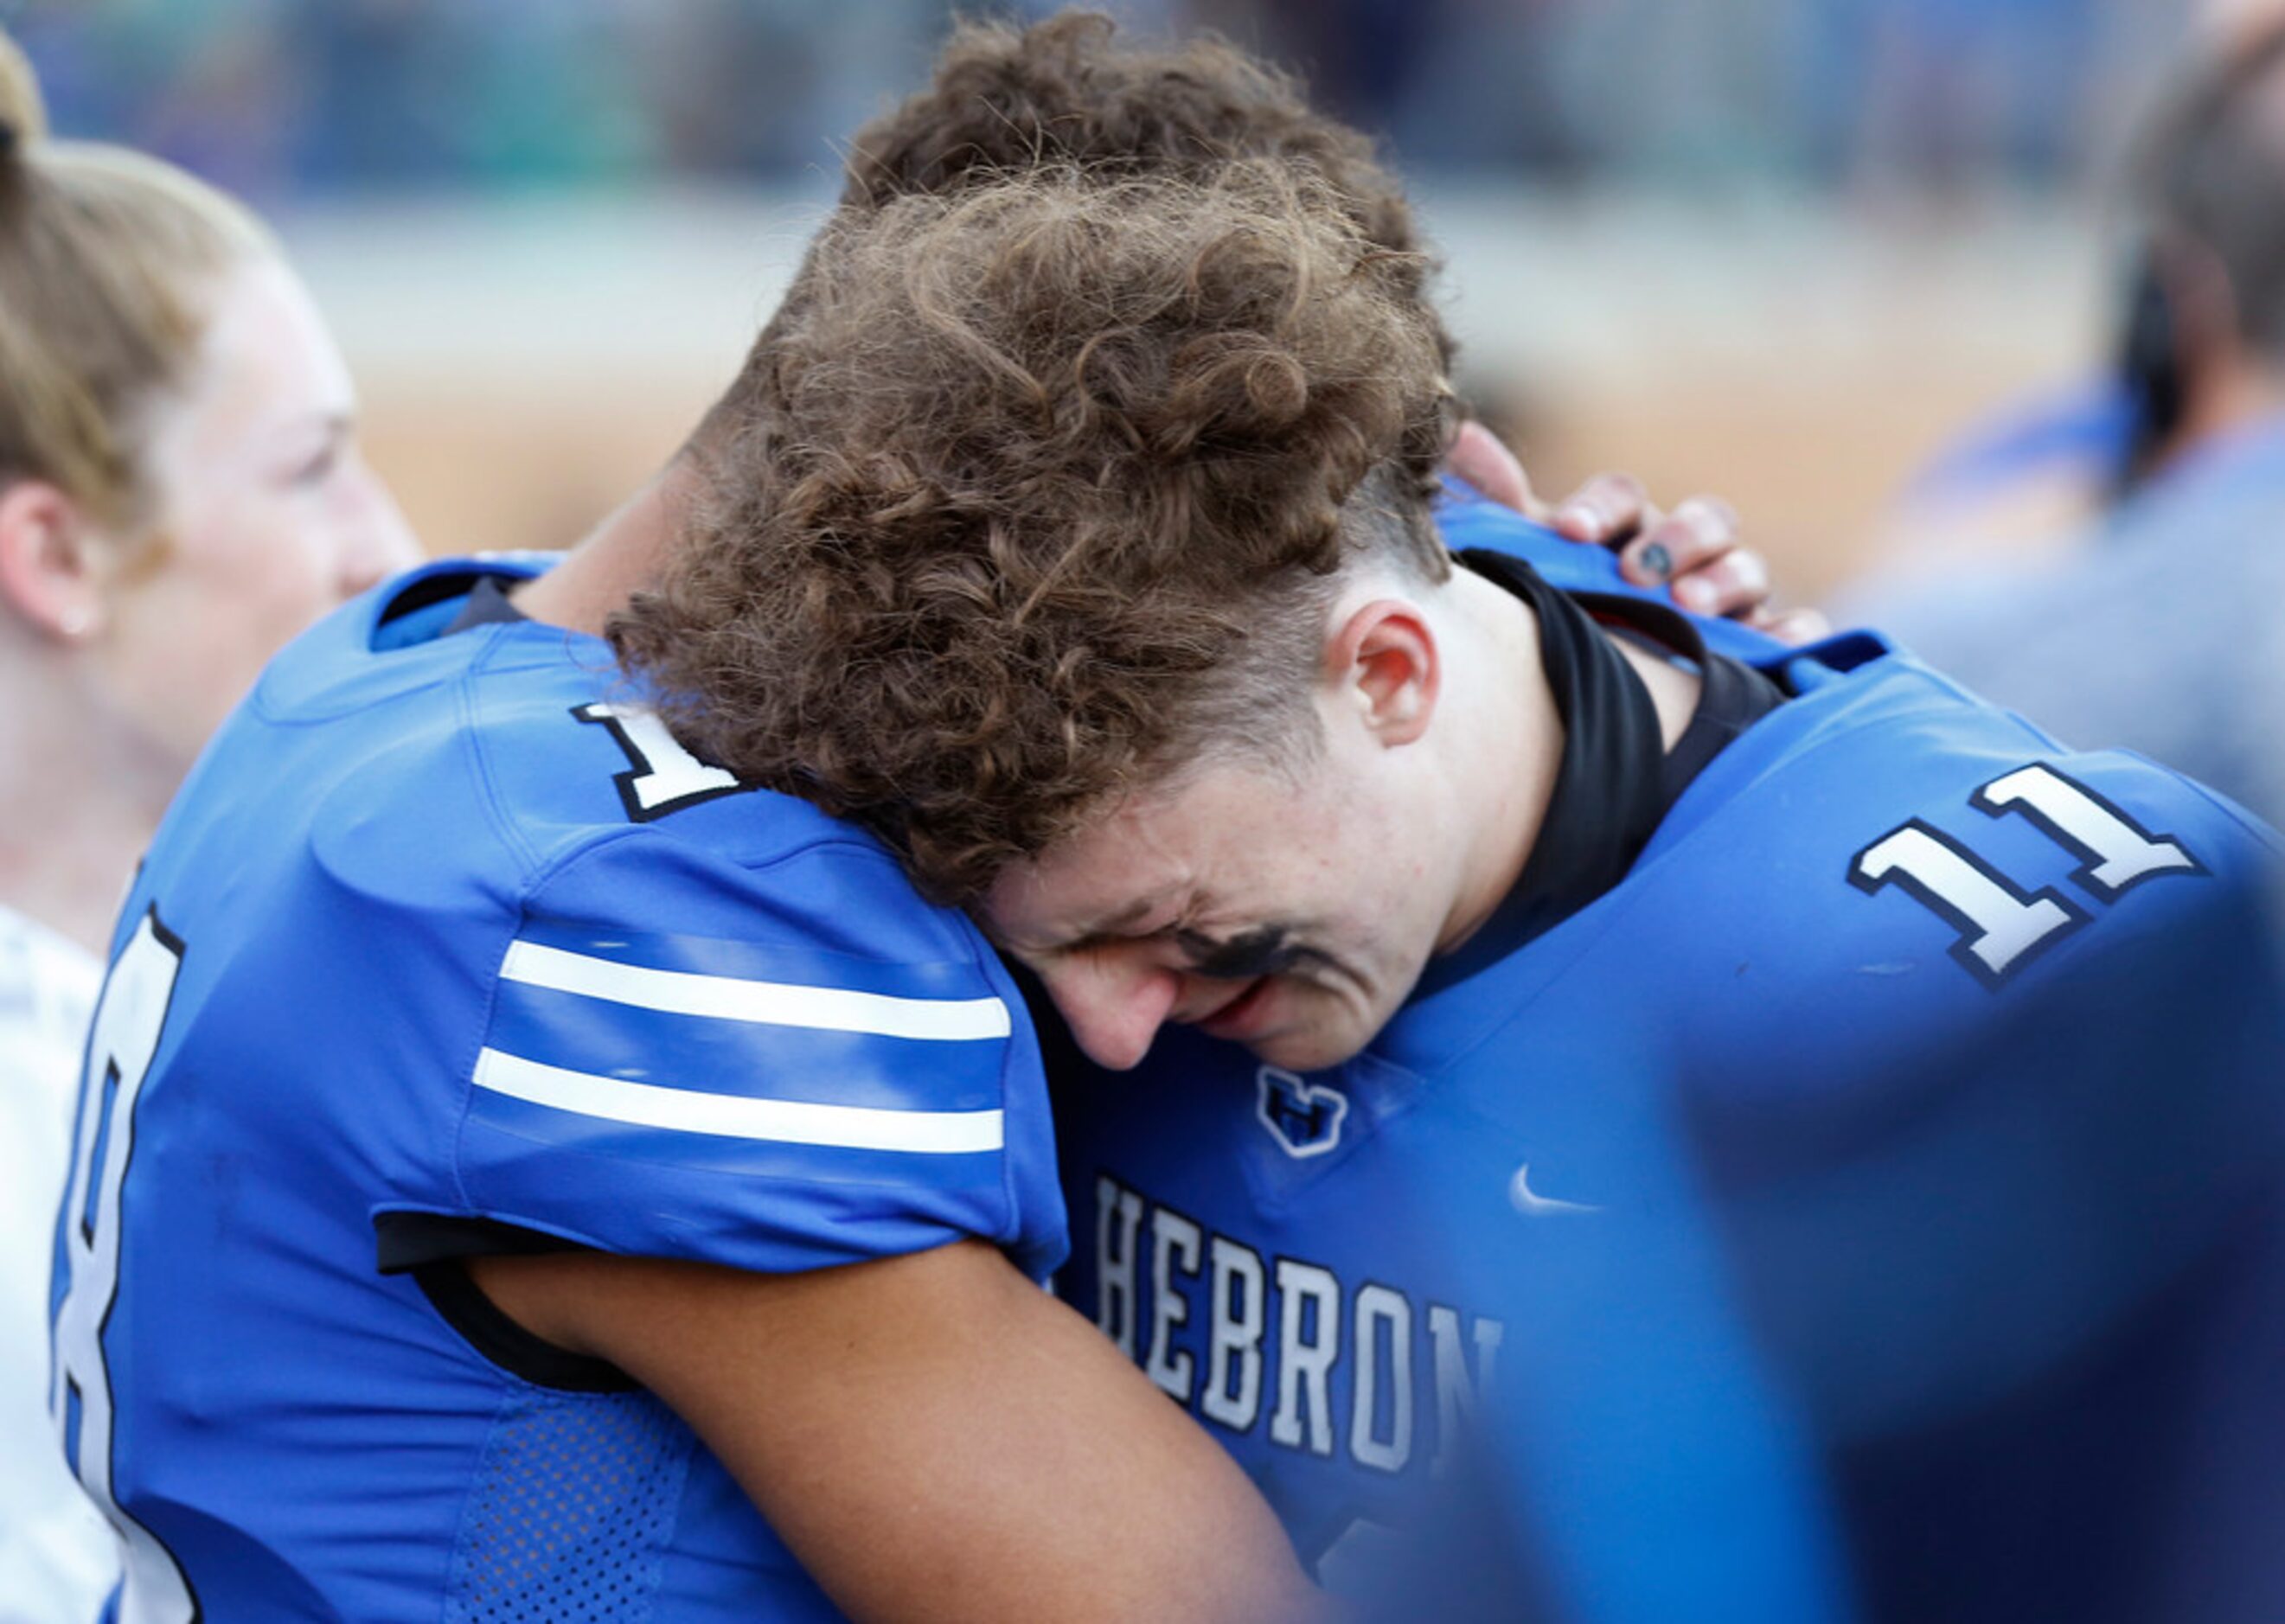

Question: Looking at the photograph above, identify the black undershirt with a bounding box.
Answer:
[1418,549,1787,991]
[441,572,528,633]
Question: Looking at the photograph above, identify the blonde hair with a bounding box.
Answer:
[0,28,275,530]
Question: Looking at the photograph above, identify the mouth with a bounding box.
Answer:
[1196,976,1277,1041]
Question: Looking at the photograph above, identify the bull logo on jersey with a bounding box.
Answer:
[1255,1065,1348,1159]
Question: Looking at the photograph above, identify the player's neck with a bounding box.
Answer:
[1432,570,1703,959]
[1433,567,1567,956]
[513,459,704,637]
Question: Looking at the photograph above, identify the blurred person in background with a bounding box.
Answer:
[0,29,415,1620]
[1872,16,2285,822]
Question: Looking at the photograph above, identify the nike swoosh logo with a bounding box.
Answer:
[1509,1162,1600,1216]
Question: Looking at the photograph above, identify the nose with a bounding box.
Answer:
[335,458,421,599]
[1040,956,1181,1071]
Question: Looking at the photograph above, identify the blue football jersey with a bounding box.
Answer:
[49,558,1066,1621]
[1052,496,2285,1621]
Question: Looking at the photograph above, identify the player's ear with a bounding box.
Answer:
[1325,598,1438,748]
[0,480,106,644]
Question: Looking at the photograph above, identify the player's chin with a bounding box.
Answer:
[1245,1001,1379,1074]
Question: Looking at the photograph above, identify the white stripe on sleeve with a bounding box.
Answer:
[500,939,1011,1041]
[472,1047,1006,1154]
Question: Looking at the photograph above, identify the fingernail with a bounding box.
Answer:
[1558,504,1603,542]
[1676,577,1713,611]
[1636,541,1674,581]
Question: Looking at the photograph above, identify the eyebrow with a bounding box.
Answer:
[1174,924,1315,981]
[268,408,353,448]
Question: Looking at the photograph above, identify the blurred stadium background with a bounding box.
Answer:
[3,0,2244,606]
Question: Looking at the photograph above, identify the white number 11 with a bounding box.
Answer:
[1849,764,2201,988]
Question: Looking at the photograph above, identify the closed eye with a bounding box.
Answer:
[289,438,343,489]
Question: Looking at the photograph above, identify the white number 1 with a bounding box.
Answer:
[52,908,198,1623]
[1850,764,2203,988]
[574,701,745,822]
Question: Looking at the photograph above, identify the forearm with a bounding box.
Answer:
[476,1241,1323,1623]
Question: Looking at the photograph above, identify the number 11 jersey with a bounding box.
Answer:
[1053,497,2285,1621]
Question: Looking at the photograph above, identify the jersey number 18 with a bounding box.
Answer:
[52,907,200,1623]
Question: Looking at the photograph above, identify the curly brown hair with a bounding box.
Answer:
[612,160,1451,903]
[688,10,1450,451]
[842,12,1424,265]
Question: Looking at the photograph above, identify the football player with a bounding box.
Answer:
[623,122,2285,1624]
[41,16,1777,1621]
